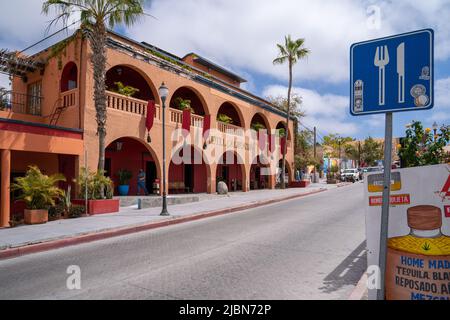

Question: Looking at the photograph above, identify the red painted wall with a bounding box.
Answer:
[193,163,206,193]
[168,162,207,193]
[106,138,154,195]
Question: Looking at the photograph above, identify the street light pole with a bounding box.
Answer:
[159,82,169,216]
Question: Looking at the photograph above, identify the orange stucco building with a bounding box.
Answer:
[0,30,294,228]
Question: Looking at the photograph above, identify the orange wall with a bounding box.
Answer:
[7,31,295,191]
[11,151,59,175]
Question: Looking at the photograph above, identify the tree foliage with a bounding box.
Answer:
[322,134,354,159]
[273,35,310,189]
[43,0,146,172]
[360,137,383,166]
[399,121,450,167]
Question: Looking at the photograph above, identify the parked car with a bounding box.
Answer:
[361,166,383,179]
[341,168,360,183]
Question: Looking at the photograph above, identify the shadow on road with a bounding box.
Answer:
[319,241,367,294]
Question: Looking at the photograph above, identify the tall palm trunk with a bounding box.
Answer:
[281,62,292,189]
[90,22,108,172]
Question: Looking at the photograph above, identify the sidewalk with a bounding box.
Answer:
[0,181,349,258]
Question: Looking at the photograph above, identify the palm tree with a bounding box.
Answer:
[42,0,145,172]
[273,35,310,189]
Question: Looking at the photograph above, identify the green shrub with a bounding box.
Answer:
[48,202,65,220]
[174,97,194,113]
[251,122,266,131]
[116,169,132,185]
[75,168,114,200]
[217,113,233,124]
[68,205,86,219]
[11,166,65,210]
[112,82,140,97]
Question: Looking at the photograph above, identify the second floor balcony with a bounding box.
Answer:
[0,90,43,117]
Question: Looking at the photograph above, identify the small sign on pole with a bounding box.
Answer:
[350,29,434,300]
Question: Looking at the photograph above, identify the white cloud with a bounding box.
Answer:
[0,75,10,90]
[124,0,450,84]
[1,1,449,84]
[263,84,359,136]
[364,114,385,129]
[0,0,78,53]
[429,77,450,122]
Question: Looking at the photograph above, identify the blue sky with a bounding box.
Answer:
[1,0,450,141]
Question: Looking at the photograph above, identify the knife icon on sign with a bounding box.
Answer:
[397,43,405,103]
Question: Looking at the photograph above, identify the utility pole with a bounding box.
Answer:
[358,141,362,167]
[338,138,342,171]
[313,127,317,183]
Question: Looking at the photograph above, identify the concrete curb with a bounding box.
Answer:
[348,272,368,300]
[0,188,329,261]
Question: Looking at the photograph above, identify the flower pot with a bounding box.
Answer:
[118,185,130,196]
[24,209,48,225]
[72,199,120,215]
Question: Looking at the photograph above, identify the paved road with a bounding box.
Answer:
[0,183,366,300]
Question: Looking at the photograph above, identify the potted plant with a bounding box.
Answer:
[217,113,233,124]
[327,165,340,184]
[174,97,195,113]
[72,168,119,215]
[116,169,132,196]
[11,166,65,225]
[112,82,140,97]
[251,122,266,132]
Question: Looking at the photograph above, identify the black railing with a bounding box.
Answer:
[0,90,43,116]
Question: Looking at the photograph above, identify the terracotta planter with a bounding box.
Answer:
[289,181,310,188]
[24,209,48,225]
[72,199,120,215]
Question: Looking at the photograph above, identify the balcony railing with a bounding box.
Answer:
[217,121,243,136]
[170,108,204,128]
[106,90,160,119]
[60,89,78,108]
[0,90,43,116]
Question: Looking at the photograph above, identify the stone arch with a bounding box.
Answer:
[168,144,212,194]
[276,121,292,140]
[60,61,78,92]
[250,112,271,132]
[106,64,160,104]
[217,150,247,191]
[105,136,162,196]
[217,101,245,128]
[278,159,293,185]
[169,86,209,116]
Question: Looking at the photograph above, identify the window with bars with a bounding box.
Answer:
[27,81,42,116]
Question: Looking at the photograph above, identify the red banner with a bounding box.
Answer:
[145,100,156,131]
[280,137,287,155]
[203,114,211,139]
[182,109,191,137]
[258,130,267,151]
[268,134,276,153]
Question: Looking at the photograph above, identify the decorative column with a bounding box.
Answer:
[1,149,11,228]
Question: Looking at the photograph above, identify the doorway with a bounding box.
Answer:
[222,166,229,189]
[146,161,157,194]
[185,164,193,193]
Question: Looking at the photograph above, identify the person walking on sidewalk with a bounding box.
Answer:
[137,169,149,196]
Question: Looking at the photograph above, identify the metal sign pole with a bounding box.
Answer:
[85,149,88,215]
[377,111,393,300]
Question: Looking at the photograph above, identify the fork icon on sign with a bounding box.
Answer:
[374,46,390,106]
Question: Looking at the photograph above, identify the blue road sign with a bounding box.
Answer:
[350,29,434,116]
